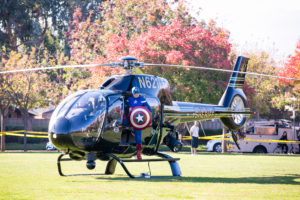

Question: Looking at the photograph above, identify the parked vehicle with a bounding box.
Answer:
[206,139,222,152]
[46,142,56,151]
[230,120,299,153]
[206,137,234,152]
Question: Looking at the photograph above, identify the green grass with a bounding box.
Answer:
[0,152,299,200]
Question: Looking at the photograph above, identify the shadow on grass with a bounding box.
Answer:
[95,174,300,185]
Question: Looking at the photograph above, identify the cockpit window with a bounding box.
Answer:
[55,92,84,119]
[65,92,106,119]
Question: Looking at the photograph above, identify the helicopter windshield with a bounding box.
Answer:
[51,91,106,134]
[65,92,106,120]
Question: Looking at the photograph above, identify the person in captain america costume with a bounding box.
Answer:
[126,87,152,159]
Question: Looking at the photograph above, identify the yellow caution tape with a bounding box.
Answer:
[26,131,48,135]
[243,138,300,144]
[182,135,300,144]
[0,131,48,138]
[0,130,48,134]
[2,133,25,137]
[0,130,25,134]
[24,134,48,138]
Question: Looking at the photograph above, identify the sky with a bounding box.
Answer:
[190,0,300,62]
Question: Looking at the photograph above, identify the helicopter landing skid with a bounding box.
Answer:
[106,152,181,178]
[57,153,112,176]
[57,152,181,178]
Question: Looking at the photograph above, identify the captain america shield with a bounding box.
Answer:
[129,106,152,130]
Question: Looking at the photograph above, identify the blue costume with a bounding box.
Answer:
[126,95,152,144]
[124,87,152,160]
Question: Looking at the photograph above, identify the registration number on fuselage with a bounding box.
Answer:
[137,76,160,89]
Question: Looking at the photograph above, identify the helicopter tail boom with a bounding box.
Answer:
[163,56,251,131]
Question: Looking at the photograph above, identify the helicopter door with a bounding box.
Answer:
[102,95,124,144]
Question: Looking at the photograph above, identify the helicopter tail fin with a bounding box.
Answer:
[218,56,250,131]
[227,56,249,89]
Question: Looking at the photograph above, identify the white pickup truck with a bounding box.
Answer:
[207,120,299,153]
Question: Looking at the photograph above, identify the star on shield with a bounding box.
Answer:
[136,113,144,123]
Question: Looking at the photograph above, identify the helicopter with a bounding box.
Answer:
[46,55,253,178]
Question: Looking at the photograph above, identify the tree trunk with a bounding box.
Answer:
[23,112,28,152]
[1,111,5,152]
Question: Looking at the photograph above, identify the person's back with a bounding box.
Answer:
[279,131,288,153]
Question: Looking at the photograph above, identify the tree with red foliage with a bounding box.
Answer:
[280,41,300,94]
[270,41,300,113]
[127,19,232,103]
[66,0,233,103]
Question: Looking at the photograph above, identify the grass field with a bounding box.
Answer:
[0,152,299,200]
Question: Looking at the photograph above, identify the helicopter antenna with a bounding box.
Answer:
[144,63,300,81]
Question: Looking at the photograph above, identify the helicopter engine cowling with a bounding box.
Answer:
[163,123,182,152]
[163,133,182,152]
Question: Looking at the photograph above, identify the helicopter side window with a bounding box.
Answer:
[104,95,123,129]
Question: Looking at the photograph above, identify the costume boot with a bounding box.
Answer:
[136,144,142,160]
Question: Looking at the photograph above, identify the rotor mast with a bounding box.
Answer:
[111,56,144,73]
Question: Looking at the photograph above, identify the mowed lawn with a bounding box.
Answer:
[0,152,299,200]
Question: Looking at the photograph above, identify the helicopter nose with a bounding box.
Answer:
[52,116,71,134]
[49,116,73,150]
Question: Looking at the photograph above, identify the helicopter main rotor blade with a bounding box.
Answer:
[144,63,300,81]
[0,63,112,74]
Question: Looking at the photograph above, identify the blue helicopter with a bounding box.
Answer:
[48,56,252,178]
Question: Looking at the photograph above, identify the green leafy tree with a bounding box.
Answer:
[0,50,11,151]
[66,0,233,103]
[271,41,300,119]
[0,0,104,54]
[243,51,286,119]
[3,47,52,150]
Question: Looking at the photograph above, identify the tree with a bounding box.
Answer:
[0,0,50,51]
[0,0,104,54]
[3,47,52,150]
[243,51,286,119]
[279,41,300,95]
[99,19,231,103]
[65,0,199,82]
[127,19,232,103]
[0,51,11,151]
[66,1,233,102]
[270,41,300,119]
